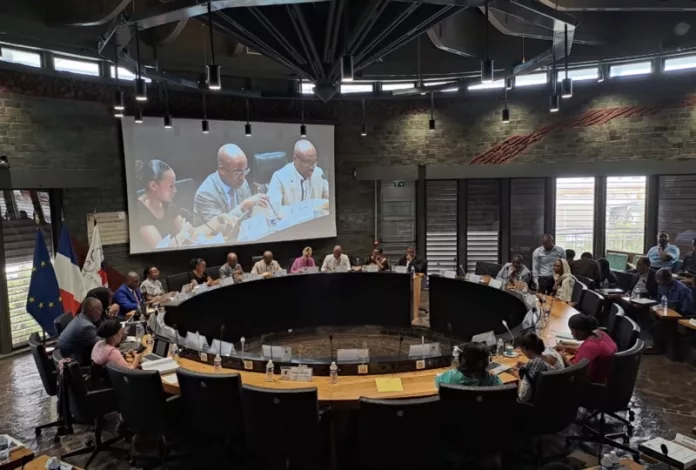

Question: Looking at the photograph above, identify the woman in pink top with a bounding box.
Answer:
[91,320,143,369]
[290,246,316,273]
[557,314,617,383]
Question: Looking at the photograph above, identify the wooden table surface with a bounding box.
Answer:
[679,318,696,331]
[0,447,34,470]
[22,455,83,470]
[586,458,644,469]
[651,305,683,319]
[160,290,579,402]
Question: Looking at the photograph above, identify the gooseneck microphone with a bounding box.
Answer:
[502,320,515,346]
[661,443,673,470]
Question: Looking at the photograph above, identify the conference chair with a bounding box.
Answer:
[205,265,222,281]
[604,303,624,339]
[60,361,124,468]
[567,339,645,461]
[612,313,640,352]
[575,275,597,290]
[54,312,74,336]
[614,271,634,292]
[176,370,244,466]
[106,364,180,468]
[29,333,66,441]
[358,396,441,470]
[571,279,586,306]
[251,255,263,266]
[166,272,190,293]
[438,383,519,460]
[253,151,287,190]
[517,359,589,466]
[579,289,604,318]
[241,385,324,469]
[475,261,503,278]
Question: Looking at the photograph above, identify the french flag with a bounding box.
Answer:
[55,226,86,315]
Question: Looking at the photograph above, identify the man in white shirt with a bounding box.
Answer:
[252,251,282,276]
[532,234,565,294]
[267,140,329,208]
[321,245,351,272]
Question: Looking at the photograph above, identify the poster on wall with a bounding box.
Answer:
[86,212,129,245]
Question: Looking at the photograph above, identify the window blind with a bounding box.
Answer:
[466,180,500,273]
[555,178,595,255]
[658,175,696,257]
[510,178,545,266]
[380,181,416,260]
[426,181,457,274]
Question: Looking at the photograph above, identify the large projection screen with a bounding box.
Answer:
[122,119,336,254]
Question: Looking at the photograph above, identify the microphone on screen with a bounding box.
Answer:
[502,320,515,347]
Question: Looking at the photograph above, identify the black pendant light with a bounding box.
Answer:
[560,25,573,99]
[245,99,252,137]
[502,85,510,124]
[206,1,221,90]
[341,6,353,82]
[505,77,513,91]
[429,92,435,131]
[299,78,307,137]
[133,2,147,102]
[597,61,605,83]
[481,0,494,83]
[163,82,172,128]
[135,106,144,123]
[360,99,367,136]
[201,91,209,134]
[113,45,125,117]
[549,48,560,113]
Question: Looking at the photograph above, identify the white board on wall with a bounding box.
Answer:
[87,211,129,245]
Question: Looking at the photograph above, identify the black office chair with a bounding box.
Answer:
[205,265,222,281]
[614,271,634,292]
[604,303,624,339]
[517,359,589,465]
[567,339,645,461]
[60,361,124,468]
[251,255,263,266]
[253,151,287,188]
[242,385,323,468]
[54,312,74,336]
[612,312,640,352]
[474,261,503,278]
[176,370,244,464]
[106,364,179,468]
[166,272,190,293]
[438,383,519,460]
[571,279,587,305]
[29,333,66,440]
[358,396,441,470]
[576,275,597,290]
[579,289,604,318]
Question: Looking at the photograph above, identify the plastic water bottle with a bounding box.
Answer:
[330,361,338,384]
[265,360,274,382]
[602,279,609,288]
[135,323,144,342]
[213,354,222,372]
[661,295,668,315]
[600,451,621,469]
[496,338,504,357]
[451,346,460,369]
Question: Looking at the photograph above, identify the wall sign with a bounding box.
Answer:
[87,212,128,245]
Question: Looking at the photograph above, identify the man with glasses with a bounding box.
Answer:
[194,143,269,225]
[267,139,329,209]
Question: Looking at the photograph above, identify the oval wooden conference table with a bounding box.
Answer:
[158,274,579,405]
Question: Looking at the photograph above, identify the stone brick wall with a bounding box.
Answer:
[1,67,695,278]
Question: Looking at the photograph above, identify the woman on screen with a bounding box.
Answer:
[290,246,316,273]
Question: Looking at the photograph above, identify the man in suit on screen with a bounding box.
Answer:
[267,139,329,208]
[193,144,269,225]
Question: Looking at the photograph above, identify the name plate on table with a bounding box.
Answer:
[220,276,235,287]
[442,270,457,279]
[302,266,319,274]
[334,265,348,273]
[262,345,292,362]
[465,273,481,284]
[272,269,287,278]
[394,266,408,274]
[336,348,369,363]
[242,273,262,282]
[287,366,313,382]
[363,265,379,273]
[488,278,504,290]
[408,343,441,358]
[209,340,236,356]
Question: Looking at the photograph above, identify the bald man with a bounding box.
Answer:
[194,144,269,225]
[267,139,329,208]
[113,271,143,319]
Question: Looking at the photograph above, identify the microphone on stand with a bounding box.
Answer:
[502,320,515,346]
[459,264,466,276]
[661,443,673,470]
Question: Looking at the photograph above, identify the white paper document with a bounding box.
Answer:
[641,436,696,468]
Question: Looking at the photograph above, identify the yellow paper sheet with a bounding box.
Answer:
[375,377,404,392]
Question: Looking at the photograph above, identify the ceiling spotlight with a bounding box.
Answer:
[202,119,210,134]
[429,92,435,131]
[114,111,124,119]
[429,119,436,131]
[135,78,147,102]
[245,122,252,137]
[360,123,367,137]
[300,123,307,138]
[164,114,172,129]
[360,99,367,136]
[113,90,125,111]
[112,45,125,112]
[135,108,143,123]
[505,77,513,91]
[134,7,147,103]
[502,106,510,123]
[206,2,222,91]
[549,94,560,113]
[561,77,573,99]
[341,55,354,82]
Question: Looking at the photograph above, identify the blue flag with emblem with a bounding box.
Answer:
[26,229,63,337]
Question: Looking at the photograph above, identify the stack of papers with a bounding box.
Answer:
[141,357,179,375]
[375,378,404,392]
[640,435,696,469]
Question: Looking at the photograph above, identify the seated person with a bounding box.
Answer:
[682,238,696,273]
[629,256,657,299]
[84,287,119,321]
[187,258,215,286]
[596,258,618,288]
[565,249,576,265]
[496,254,532,285]
[513,332,552,403]
[397,247,426,273]
[655,268,694,317]
[552,259,576,302]
[219,252,243,281]
[290,246,316,273]
[435,342,503,387]
[57,297,103,365]
[321,245,351,272]
[92,319,143,369]
[113,272,143,319]
[252,251,282,276]
[366,248,390,271]
[140,266,167,304]
[556,314,617,383]
[571,252,601,286]
[647,231,680,270]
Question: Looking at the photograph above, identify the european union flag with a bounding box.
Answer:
[26,229,63,337]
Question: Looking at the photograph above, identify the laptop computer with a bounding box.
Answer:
[471,330,497,348]
[142,336,171,362]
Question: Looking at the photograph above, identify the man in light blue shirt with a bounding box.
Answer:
[532,234,565,294]
[647,231,680,270]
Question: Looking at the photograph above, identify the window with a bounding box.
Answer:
[426,181,457,274]
[54,56,100,76]
[0,46,41,67]
[0,190,53,348]
[468,79,504,91]
[610,61,652,77]
[382,82,414,91]
[605,176,646,253]
[510,178,545,266]
[340,83,373,94]
[658,175,696,257]
[664,55,696,72]
[110,66,152,82]
[556,67,599,82]
[423,81,454,87]
[379,181,415,259]
[466,180,500,273]
[301,83,315,94]
[555,177,595,254]
[515,73,547,87]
